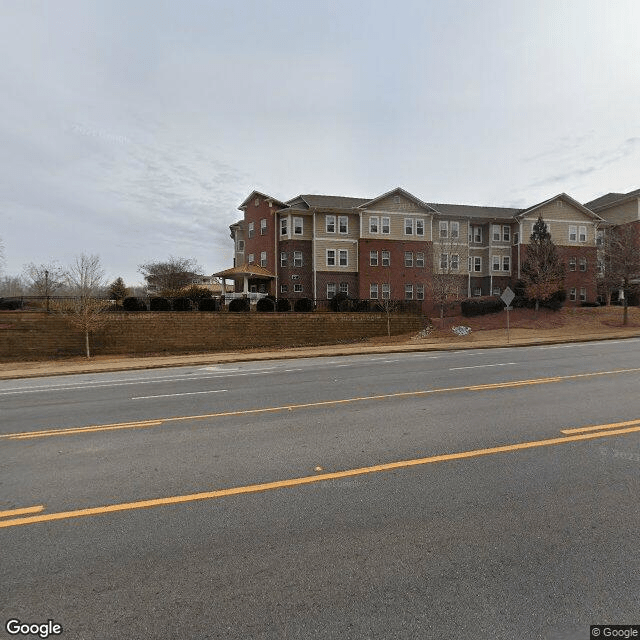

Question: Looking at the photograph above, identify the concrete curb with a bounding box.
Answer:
[1,331,639,380]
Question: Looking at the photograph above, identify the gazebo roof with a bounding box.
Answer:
[212,263,275,279]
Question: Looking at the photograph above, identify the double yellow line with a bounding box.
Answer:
[2,418,640,529]
[3,366,640,441]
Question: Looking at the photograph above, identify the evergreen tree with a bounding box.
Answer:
[521,216,565,311]
[109,277,130,305]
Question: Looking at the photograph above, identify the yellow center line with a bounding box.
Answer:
[3,366,639,441]
[0,505,44,518]
[562,418,640,435]
[7,420,163,440]
[2,423,640,529]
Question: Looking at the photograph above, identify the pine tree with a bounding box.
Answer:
[521,216,565,312]
[109,277,129,305]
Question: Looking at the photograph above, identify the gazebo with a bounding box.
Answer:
[212,263,276,302]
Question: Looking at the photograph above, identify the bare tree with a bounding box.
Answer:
[53,254,110,358]
[65,253,106,300]
[138,257,203,296]
[600,223,640,326]
[431,226,468,327]
[0,236,5,276]
[521,216,565,312]
[23,262,66,299]
[0,275,26,297]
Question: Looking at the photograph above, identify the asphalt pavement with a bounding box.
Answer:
[2,339,640,639]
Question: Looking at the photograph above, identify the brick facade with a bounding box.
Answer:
[0,312,423,361]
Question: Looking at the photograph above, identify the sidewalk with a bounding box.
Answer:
[2,324,639,380]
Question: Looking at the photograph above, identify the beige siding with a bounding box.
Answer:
[277,212,313,240]
[598,199,640,225]
[315,239,358,272]
[367,194,426,213]
[315,212,360,240]
[361,211,431,241]
[521,200,597,246]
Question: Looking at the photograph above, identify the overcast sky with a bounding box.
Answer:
[1,0,639,286]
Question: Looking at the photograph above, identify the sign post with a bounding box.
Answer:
[500,287,515,343]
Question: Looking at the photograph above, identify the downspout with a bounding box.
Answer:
[518,220,522,279]
[313,210,317,301]
[274,210,278,299]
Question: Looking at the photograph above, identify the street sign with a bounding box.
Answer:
[500,287,515,344]
[501,286,515,307]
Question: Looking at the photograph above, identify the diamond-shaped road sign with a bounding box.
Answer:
[501,286,515,308]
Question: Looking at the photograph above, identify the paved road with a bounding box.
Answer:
[1,339,640,639]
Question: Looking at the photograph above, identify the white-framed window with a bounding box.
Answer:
[370,250,378,266]
[339,282,349,294]
[260,251,267,267]
[248,253,255,264]
[294,283,303,293]
[473,226,482,243]
[451,221,459,238]
[473,287,482,297]
[440,253,448,270]
[370,283,379,299]
[280,218,288,235]
[248,221,254,238]
[339,216,348,234]
[579,225,587,242]
[597,259,604,275]
[502,255,510,271]
[280,252,287,267]
[404,251,413,267]
[339,250,348,266]
[492,224,501,242]
[513,231,519,245]
[260,219,267,235]
[404,218,414,235]
[439,221,448,238]
[492,287,501,296]
[503,225,510,242]
[382,283,390,299]
[474,256,482,272]
[293,217,303,235]
[468,256,472,271]
[280,284,288,293]
[569,287,577,301]
[492,255,500,271]
[416,219,424,236]
[450,254,459,270]
[405,284,413,300]
[326,249,336,266]
[327,282,336,298]
[237,240,245,252]
[580,287,586,301]
[569,257,576,271]
[579,257,587,271]
[254,197,260,207]
[569,225,577,242]
[596,230,604,246]
[381,250,390,267]
[416,252,425,267]
[381,217,390,234]
[416,283,424,300]
[369,216,379,234]
[294,251,303,267]
[326,215,335,233]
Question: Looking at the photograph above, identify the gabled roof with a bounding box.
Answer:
[517,193,603,221]
[585,188,640,212]
[428,203,522,220]
[238,191,288,211]
[212,264,275,279]
[357,187,436,212]
[288,194,371,210]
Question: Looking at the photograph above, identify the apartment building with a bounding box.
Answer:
[224,187,607,310]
